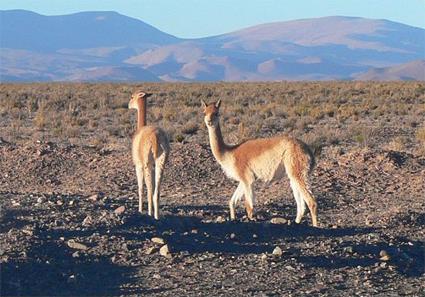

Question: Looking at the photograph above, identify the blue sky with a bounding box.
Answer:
[1,0,424,38]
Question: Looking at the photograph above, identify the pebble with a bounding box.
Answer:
[82,216,93,226]
[230,233,236,240]
[67,240,88,250]
[270,217,288,224]
[114,206,125,215]
[379,250,391,261]
[151,237,165,245]
[145,247,158,255]
[344,246,354,254]
[159,244,172,258]
[216,216,225,223]
[88,194,99,201]
[22,229,34,236]
[272,246,283,256]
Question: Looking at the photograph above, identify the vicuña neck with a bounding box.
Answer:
[137,99,147,129]
[207,122,228,161]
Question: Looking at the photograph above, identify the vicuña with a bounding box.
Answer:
[129,91,170,219]
[202,99,318,227]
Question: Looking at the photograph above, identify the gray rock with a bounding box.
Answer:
[151,237,165,245]
[145,246,158,255]
[272,246,283,256]
[159,244,172,258]
[67,240,88,250]
[270,217,288,224]
[82,216,93,226]
[114,206,125,215]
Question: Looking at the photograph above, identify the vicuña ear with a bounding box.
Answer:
[215,99,221,108]
[201,99,207,108]
[144,93,153,98]
[135,91,146,98]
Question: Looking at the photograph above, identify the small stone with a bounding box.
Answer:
[67,240,88,250]
[82,216,93,226]
[22,229,34,236]
[151,237,165,245]
[344,246,354,254]
[36,197,44,204]
[56,200,63,206]
[230,233,236,240]
[216,216,225,223]
[67,275,76,283]
[272,246,283,256]
[270,217,287,224]
[114,206,125,215]
[145,247,158,255]
[261,254,268,261]
[72,251,80,258]
[159,244,172,258]
[253,234,258,239]
[379,250,391,261]
[88,194,99,201]
[191,229,198,234]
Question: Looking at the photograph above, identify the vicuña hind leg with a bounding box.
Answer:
[229,183,244,220]
[243,183,255,220]
[291,177,317,227]
[136,166,144,213]
[152,154,166,220]
[144,166,154,217]
[290,180,306,224]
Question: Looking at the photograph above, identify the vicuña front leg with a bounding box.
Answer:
[229,183,244,220]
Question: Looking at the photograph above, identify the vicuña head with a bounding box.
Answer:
[203,99,221,128]
[128,91,152,109]
[129,90,170,220]
[202,99,318,227]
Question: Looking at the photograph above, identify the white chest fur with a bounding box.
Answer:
[219,156,240,181]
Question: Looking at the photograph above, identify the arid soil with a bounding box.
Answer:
[1,139,424,296]
[0,82,424,296]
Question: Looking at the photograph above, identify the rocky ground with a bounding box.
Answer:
[1,137,424,296]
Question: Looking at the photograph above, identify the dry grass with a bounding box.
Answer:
[1,81,424,154]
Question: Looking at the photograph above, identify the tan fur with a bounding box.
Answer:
[202,99,318,227]
[129,91,170,219]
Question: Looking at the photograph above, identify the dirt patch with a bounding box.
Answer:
[1,139,424,296]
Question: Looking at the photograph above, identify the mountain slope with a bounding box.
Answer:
[0,10,179,52]
[354,60,425,81]
[1,11,424,81]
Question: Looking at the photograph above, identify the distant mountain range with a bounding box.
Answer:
[1,10,424,81]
